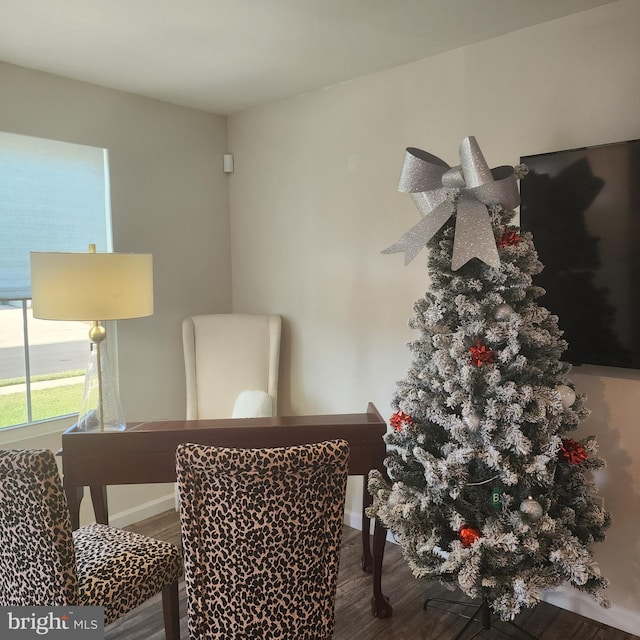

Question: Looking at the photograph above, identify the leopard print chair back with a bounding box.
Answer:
[0,447,78,606]
[176,438,350,640]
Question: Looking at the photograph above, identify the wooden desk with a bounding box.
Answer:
[59,402,392,617]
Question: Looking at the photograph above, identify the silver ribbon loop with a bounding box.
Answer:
[383,136,520,270]
[397,147,449,193]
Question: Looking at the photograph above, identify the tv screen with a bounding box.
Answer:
[519,139,640,369]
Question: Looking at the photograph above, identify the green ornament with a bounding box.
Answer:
[490,486,501,509]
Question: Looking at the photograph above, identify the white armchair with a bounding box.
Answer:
[182,313,282,419]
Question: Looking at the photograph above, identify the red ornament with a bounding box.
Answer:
[470,339,495,367]
[497,229,522,248]
[559,438,588,465]
[390,410,413,432]
[459,525,481,548]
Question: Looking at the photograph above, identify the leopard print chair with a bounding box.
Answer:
[176,439,350,640]
[0,448,182,639]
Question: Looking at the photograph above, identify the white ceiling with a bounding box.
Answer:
[0,0,615,115]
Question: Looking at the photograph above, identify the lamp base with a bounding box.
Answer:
[77,410,126,432]
[78,342,126,432]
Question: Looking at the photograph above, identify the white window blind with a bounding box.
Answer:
[0,131,112,299]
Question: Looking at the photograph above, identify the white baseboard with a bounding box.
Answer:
[345,509,640,636]
[108,493,177,530]
[542,587,640,636]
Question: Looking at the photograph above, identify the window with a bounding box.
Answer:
[0,132,112,429]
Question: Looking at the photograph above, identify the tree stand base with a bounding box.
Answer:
[423,595,540,640]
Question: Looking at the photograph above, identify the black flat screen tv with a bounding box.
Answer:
[519,138,640,370]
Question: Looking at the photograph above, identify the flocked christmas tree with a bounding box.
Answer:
[368,137,611,621]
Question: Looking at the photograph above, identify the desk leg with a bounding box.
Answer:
[361,479,373,573]
[66,485,84,531]
[89,485,109,525]
[371,518,392,618]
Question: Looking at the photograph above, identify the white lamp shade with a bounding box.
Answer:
[30,251,153,321]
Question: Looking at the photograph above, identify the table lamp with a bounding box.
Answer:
[30,244,153,432]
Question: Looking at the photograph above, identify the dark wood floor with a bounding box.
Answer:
[105,509,637,640]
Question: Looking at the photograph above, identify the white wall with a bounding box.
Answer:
[0,61,231,521]
[227,0,640,632]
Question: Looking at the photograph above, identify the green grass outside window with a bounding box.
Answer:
[0,372,84,428]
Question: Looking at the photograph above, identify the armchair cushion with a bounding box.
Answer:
[231,389,273,418]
